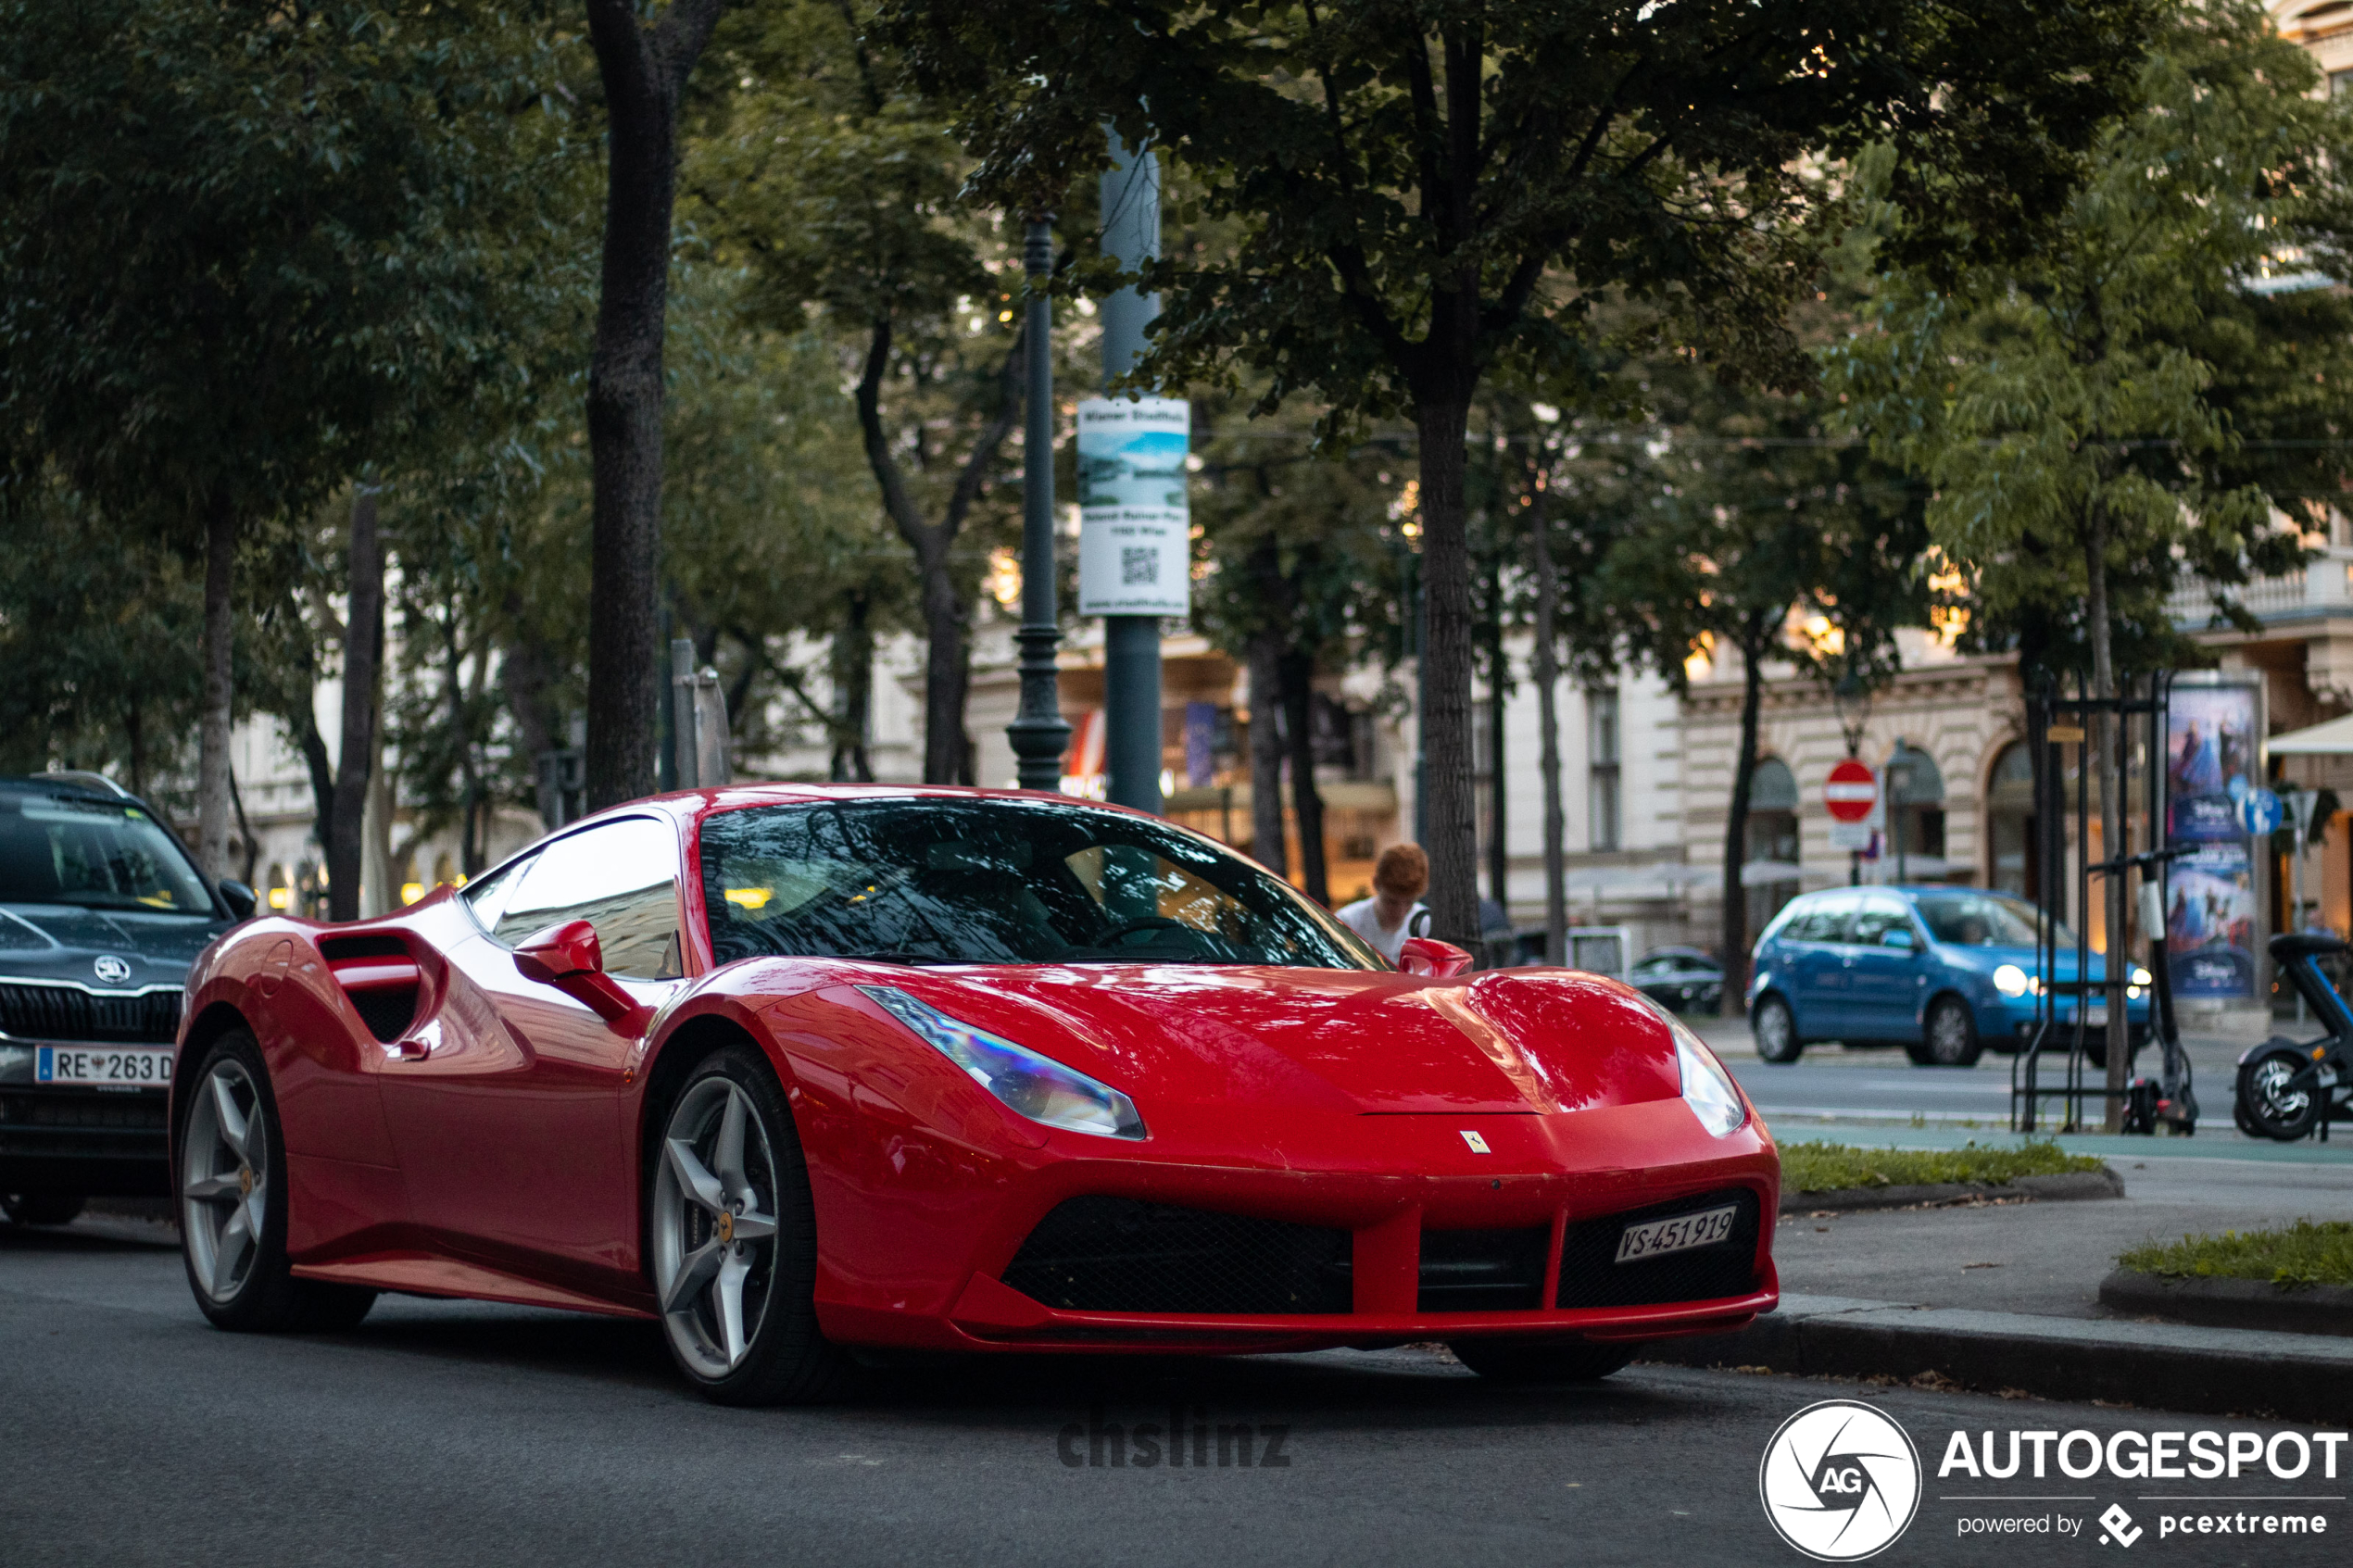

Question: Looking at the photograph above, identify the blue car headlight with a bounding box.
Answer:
[860,985,1146,1140]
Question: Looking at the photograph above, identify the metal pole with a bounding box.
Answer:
[1007,217,1072,791]
[1101,134,1164,814]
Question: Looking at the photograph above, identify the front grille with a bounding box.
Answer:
[0,1092,170,1131]
[1417,1226,1551,1311]
[1001,1197,1353,1315]
[0,984,182,1044]
[1556,1187,1761,1310]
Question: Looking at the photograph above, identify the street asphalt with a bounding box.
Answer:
[2,1219,2347,1567]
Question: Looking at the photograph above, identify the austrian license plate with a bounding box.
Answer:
[35,1045,173,1086]
[2084,1005,2109,1027]
[1615,1203,1738,1264]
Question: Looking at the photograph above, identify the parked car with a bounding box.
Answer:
[1744,885,2149,1067]
[0,774,250,1225]
[171,785,1778,1402]
[1629,947,1725,1014]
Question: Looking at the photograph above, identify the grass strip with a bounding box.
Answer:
[1781,1138,2106,1194]
[2116,1220,2353,1288]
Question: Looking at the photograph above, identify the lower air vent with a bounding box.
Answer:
[1417,1226,1550,1311]
[1556,1187,1760,1311]
[1001,1197,1353,1315]
[319,935,421,1045]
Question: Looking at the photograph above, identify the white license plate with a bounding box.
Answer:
[2085,1006,2108,1027]
[35,1045,173,1086]
[1615,1204,1738,1264]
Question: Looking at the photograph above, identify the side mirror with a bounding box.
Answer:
[514,920,645,1026]
[1397,936,1475,979]
[1882,928,1918,952]
[218,879,257,922]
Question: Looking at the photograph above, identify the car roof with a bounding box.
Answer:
[0,774,138,805]
[1639,946,1718,964]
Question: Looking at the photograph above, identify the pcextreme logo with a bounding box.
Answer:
[1760,1399,1923,1562]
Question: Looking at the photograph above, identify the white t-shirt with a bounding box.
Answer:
[1336,896,1430,964]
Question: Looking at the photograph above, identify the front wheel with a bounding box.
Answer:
[178,1030,376,1333]
[2235,1045,2324,1142]
[1448,1338,1638,1383]
[1907,997,1983,1068]
[1752,995,1803,1064]
[649,1046,853,1405]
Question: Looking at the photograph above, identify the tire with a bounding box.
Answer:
[2235,1044,2324,1142]
[1448,1338,1639,1384]
[1907,997,1983,1068]
[177,1028,377,1333]
[648,1044,853,1406]
[1752,995,1803,1064]
[3,1193,86,1226]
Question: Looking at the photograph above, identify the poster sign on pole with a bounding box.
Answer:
[2163,681,2262,999]
[1076,397,1190,617]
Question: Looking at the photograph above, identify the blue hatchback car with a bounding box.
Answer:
[1745,886,2150,1067]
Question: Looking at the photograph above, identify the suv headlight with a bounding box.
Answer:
[860,985,1146,1140]
[1992,963,2029,998]
[1639,997,1748,1137]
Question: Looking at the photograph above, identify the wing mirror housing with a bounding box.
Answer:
[1397,936,1475,979]
[218,879,257,922]
[513,920,645,1026]
[1882,928,1919,953]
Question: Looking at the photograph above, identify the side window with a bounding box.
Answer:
[1850,897,1908,947]
[1792,895,1857,945]
[462,854,536,934]
[491,818,684,981]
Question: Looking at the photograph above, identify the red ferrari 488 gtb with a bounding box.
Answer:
[170,786,1777,1403]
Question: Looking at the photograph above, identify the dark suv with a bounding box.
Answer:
[0,774,248,1225]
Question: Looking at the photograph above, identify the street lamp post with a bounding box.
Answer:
[1100,136,1163,814]
[1887,740,1916,885]
[1006,217,1071,791]
[1834,675,1871,886]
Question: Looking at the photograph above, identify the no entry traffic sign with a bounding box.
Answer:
[1825,759,1879,823]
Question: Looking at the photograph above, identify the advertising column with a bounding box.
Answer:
[2163,682,2264,1001]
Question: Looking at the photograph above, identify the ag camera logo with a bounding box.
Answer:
[1759,1399,1922,1561]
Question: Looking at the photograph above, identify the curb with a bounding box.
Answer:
[2099,1268,2353,1339]
[1637,1291,2353,1424]
[1780,1167,2123,1214]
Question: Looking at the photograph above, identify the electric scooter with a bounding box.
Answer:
[2235,932,2353,1141]
[2121,865,2199,1135]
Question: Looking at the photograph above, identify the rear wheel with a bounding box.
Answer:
[1448,1338,1638,1384]
[179,1030,376,1333]
[2235,1045,2324,1142]
[2,1193,85,1226]
[1908,997,1983,1068]
[1752,995,1802,1064]
[649,1046,852,1405]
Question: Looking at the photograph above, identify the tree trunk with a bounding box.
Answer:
[581,0,724,812]
[2086,505,2130,1131]
[1529,483,1567,966]
[195,490,235,882]
[227,767,258,888]
[831,591,876,783]
[1246,632,1288,874]
[329,487,384,921]
[1413,395,1479,946]
[916,551,968,784]
[1279,649,1328,906]
[1720,621,1769,1017]
[123,700,146,804]
[1486,613,1508,917]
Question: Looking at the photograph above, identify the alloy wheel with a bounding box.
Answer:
[1927,1002,1973,1065]
[652,1077,782,1379]
[182,1058,268,1302]
[2250,1055,2312,1131]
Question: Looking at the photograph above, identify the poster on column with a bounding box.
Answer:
[2163,681,2262,998]
[1076,397,1190,618]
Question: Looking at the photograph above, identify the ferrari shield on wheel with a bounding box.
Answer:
[650,1047,849,1404]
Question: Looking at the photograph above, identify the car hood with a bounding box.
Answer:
[859,964,1685,1115]
[0,904,221,990]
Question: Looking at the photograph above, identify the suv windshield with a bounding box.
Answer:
[1914,891,2074,949]
[0,793,215,913]
[698,798,1383,970]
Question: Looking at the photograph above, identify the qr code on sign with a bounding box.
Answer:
[1121,546,1158,585]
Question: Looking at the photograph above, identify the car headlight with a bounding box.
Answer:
[1992,963,2029,998]
[2132,967,2153,986]
[860,985,1145,1140]
[1640,997,1747,1137]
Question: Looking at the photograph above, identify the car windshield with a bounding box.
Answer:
[0,793,215,913]
[698,798,1385,970]
[1914,891,2074,949]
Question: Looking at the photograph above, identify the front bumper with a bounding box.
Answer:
[807,1097,1780,1356]
[0,1084,171,1196]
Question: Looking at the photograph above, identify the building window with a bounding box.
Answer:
[1588,688,1621,851]
[2334,66,2353,97]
